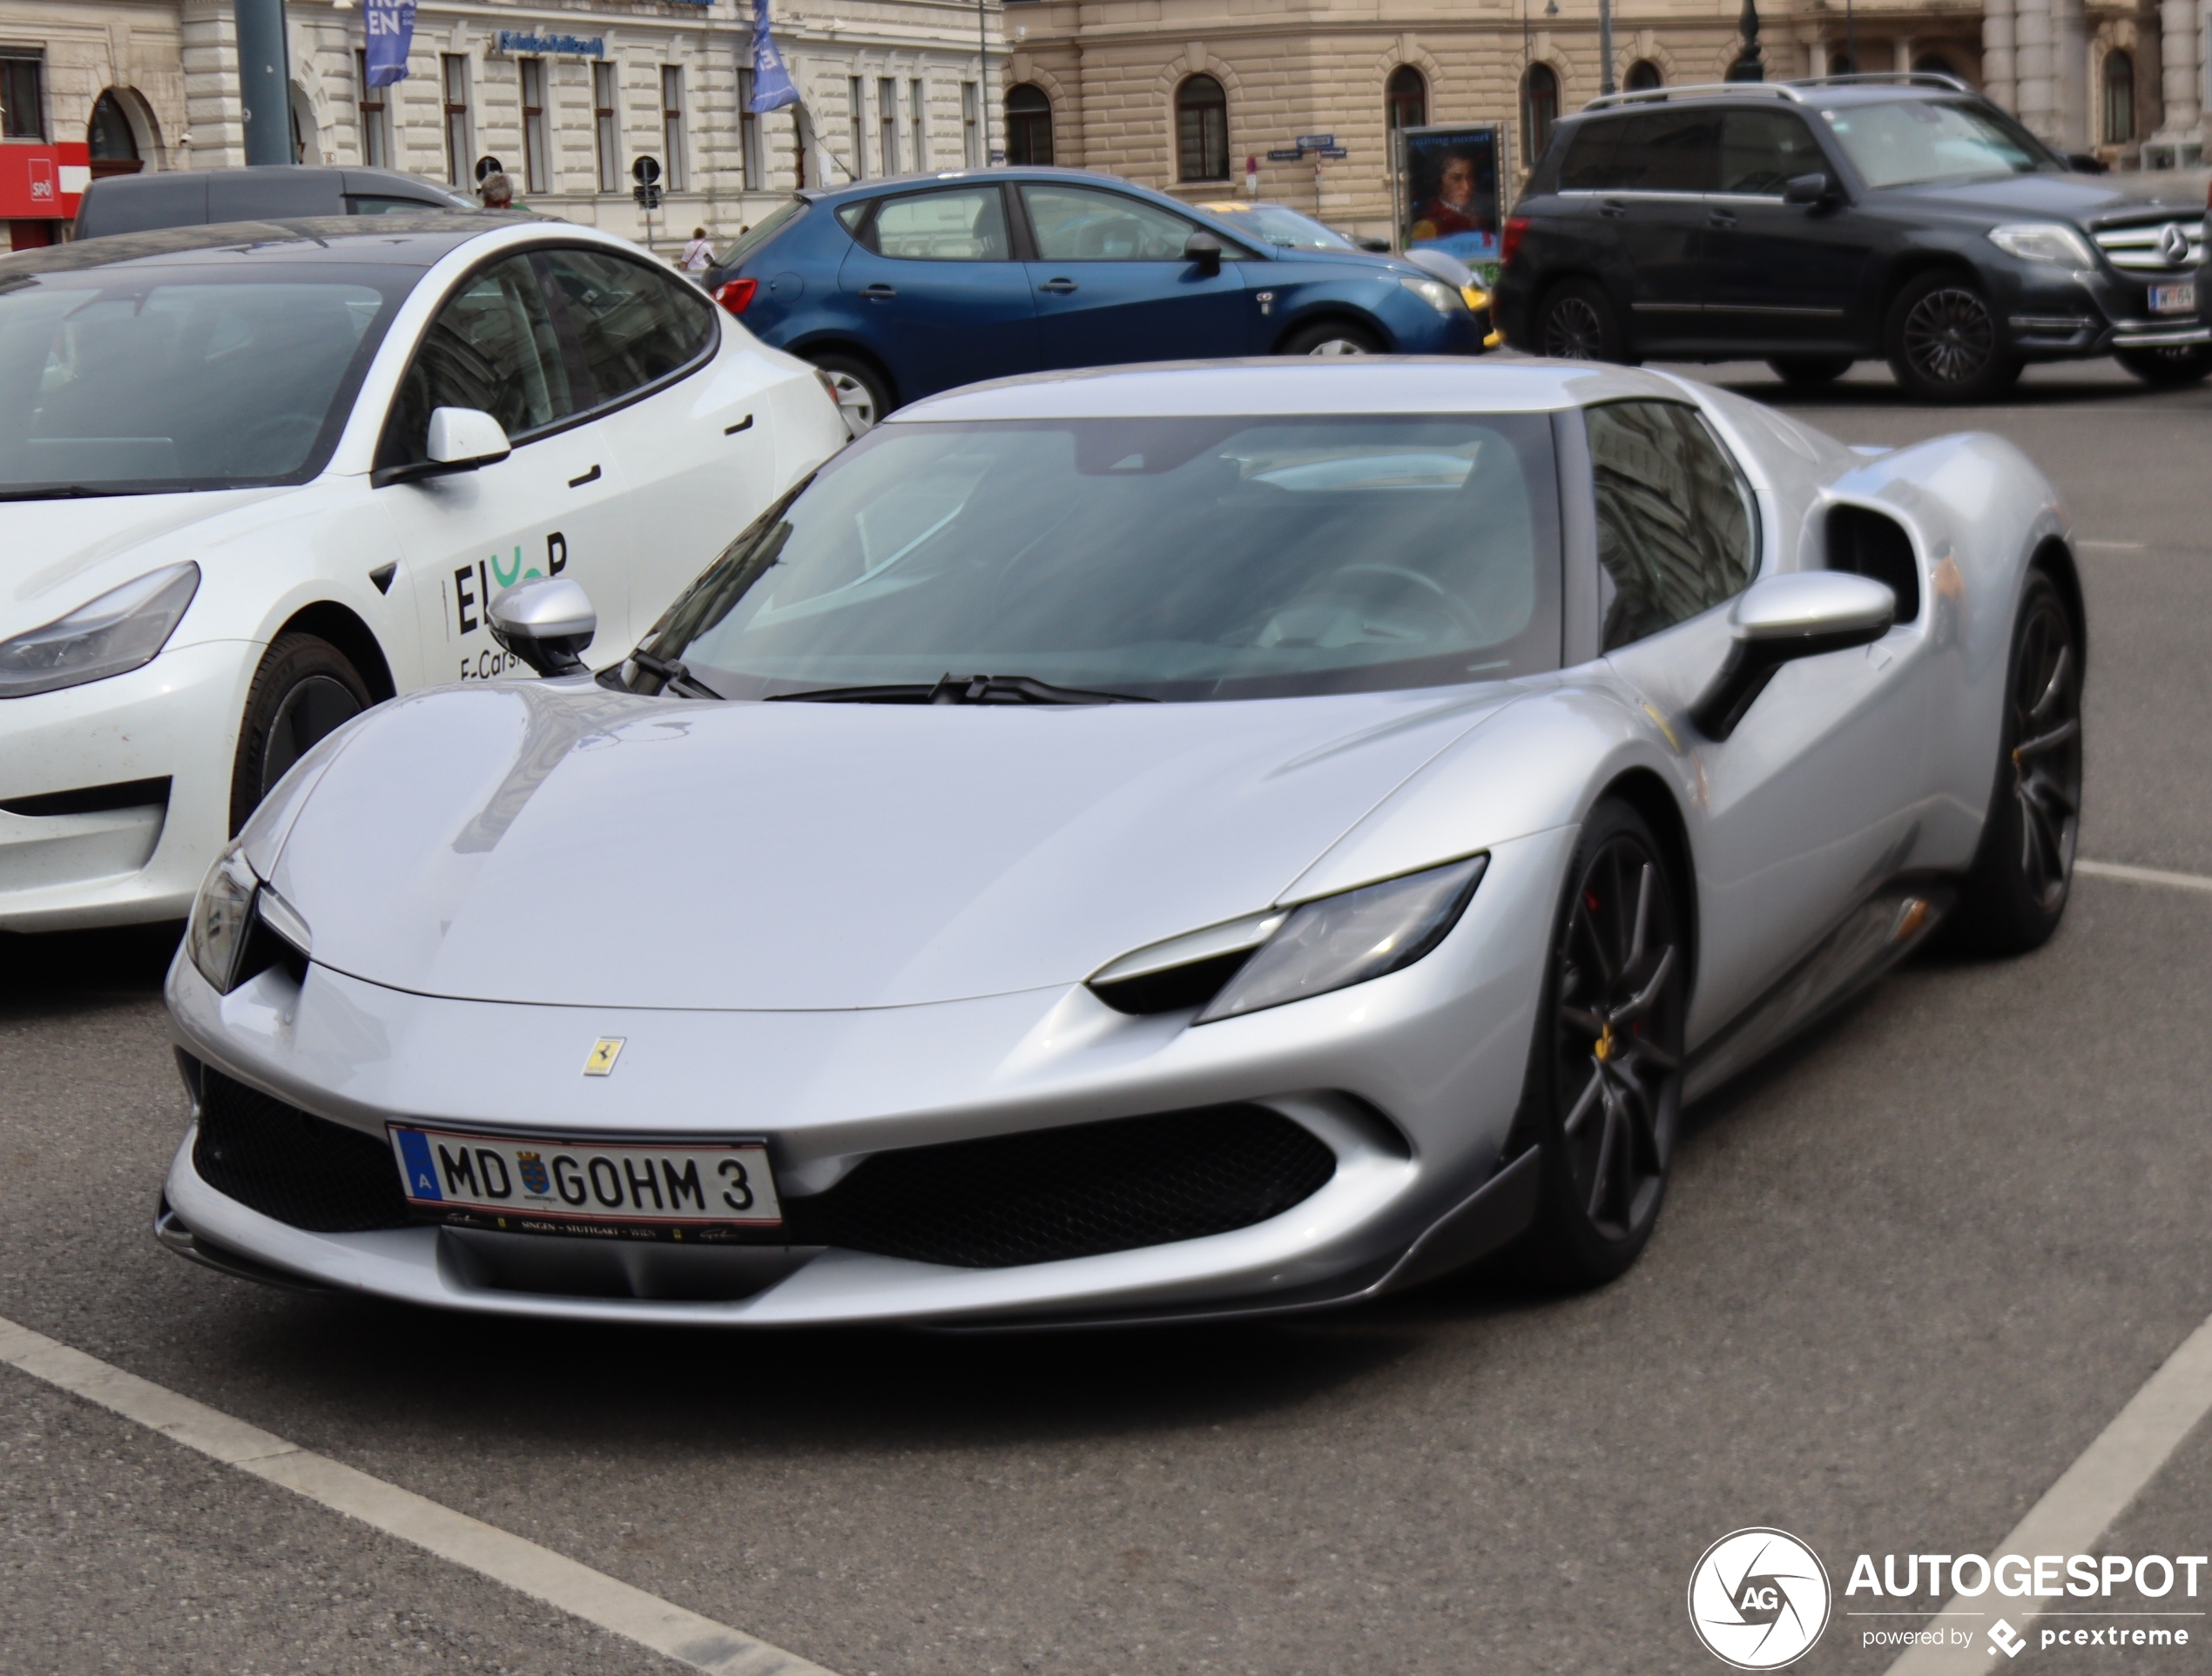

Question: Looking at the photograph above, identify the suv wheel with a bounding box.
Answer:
[1537,279,1630,364]
[1767,354,1854,387]
[2115,345,2212,387]
[1886,273,2020,402]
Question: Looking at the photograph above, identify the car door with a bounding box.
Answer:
[374,250,637,682]
[534,246,774,646]
[1702,110,1867,353]
[1581,401,1929,1035]
[1015,182,1254,368]
[835,185,1038,401]
[1601,110,1721,355]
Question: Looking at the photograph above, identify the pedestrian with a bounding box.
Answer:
[479,172,515,211]
[680,226,715,273]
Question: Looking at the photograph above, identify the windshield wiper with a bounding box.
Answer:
[626,649,725,700]
[765,672,1157,706]
[0,484,140,502]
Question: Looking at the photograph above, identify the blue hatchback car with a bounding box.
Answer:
[705,168,1485,429]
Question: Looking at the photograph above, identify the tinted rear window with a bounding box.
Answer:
[1558,110,1722,192]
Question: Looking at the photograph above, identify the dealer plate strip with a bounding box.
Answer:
[0,1313,840,1676]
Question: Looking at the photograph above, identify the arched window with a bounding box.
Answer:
[1386,65,1426,133]
[1624,60,1662,92]
[2103,49,2135,144]
[1176,73,1229,182]
[1006,83,1054,165]
[1522,64,1560,165]
[86,90,143,176]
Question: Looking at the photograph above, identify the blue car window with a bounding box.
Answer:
[1022,185,1197,261]
[864,187,1010,260]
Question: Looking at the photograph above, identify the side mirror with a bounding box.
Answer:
[1690,572,1895,740]
[427,407,513,470]
[1782,172,1833,206]
[1184,231,1224,276]
[487,577,597,678]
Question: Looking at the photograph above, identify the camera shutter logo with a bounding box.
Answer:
[1687,1528,1832,1669]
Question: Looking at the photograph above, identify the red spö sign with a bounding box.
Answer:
[1,144,91,220]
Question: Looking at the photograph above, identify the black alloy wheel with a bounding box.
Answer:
[2115,344,2212,387]
[1538,279,1629,364]
[1951,573,2083,954]
[229,633,371,835]
[1525,799,1687,1286]
[1768,354,1855,387]
[1886,273,2020,402]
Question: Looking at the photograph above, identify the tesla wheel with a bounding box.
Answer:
[1767,354,1854,387]
[1524,799,1687,1288]
[1281,320,1384,356]
[1885,273,2020,402]
[1536,279,1629,364]
[808,353,889,434]
[229,634,370,836]
[2115,345,2212,387]
[1949,572,2083,955]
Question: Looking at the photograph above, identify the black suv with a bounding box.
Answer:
[1494,74,2210,400]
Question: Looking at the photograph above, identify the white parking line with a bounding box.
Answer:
[0,1315,838,1676]
[1881,1311,2212,1672]
[2076,858,2212,895]
[2076,541,2148,551]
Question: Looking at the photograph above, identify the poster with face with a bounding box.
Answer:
[1399,125,1505,262]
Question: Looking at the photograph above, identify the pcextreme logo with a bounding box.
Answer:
[1689,1528,1833,1670]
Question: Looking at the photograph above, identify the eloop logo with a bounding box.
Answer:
[1689,1528,1833,1669]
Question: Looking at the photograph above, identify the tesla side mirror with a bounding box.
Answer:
[1782,172,1833,206]
[1690,572,1895,740]
[426,407,513,470]
[1184,232,1224,276]
[488,576,597,678]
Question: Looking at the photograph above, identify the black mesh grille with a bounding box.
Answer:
[783,1105,1337,1268]
[193,1068,410,1233]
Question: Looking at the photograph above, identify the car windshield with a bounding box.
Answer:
[0,263,409,496]
[1820,98,2065,188]
[641,414,1561,702]
[1200,203,1356,250]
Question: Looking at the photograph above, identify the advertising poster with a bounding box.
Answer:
[1397,124,1505,265]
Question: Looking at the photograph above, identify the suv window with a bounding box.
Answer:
[1558,111,1721,192]
[861,186,1011,259]
[540,247,717,407]
[1586,401,1757,651]
[1717,111,1827,194]
[378,254,576,470]
[1022,185,1199,260]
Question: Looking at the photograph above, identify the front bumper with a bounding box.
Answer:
[0,640,253,932]
[160,826,1573,1327]
[1999,262,2209,359]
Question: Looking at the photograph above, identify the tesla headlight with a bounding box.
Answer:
[1987,224,2096,267]
[186,839,260,993]
[0,562,200,699]
[1399,275,1467,317]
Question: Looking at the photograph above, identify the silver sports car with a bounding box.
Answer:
[158,360,2082,1327]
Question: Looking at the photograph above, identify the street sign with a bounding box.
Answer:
[1296,133,1335,151]
[632,184,664,209]
[1265,148,1303,162]
[1319,147,1350,159]
[474,155,504,184]
[631,155,662,186]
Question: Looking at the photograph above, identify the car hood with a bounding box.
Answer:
[0,487,292,636]
[1878,169,2209,224]
[266,680,1521,1011]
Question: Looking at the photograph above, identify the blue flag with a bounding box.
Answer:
[364,0,415,87]
[748,0,799,112]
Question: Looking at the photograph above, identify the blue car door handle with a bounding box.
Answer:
[860,283,898,300]
[1039,278,1079,293]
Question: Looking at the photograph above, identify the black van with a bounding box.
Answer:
[74,166,479,241]
[1493,74,2211,400]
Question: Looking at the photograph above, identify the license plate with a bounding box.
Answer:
[2149,283,2196,314]
[389,1126,781,1240]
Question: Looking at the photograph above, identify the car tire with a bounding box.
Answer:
[1520,798,1688,1289]
[229,634,372,837]
[1885,273,2021,402]
[1767,354,1854,387]
[807,353,891,434]
[1535,278,1632,364]
[1280,320,1385,356]
[2115,345,2212,387]
[1947,571,2083,957]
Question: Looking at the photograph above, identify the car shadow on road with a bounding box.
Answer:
[0,922,180,1016]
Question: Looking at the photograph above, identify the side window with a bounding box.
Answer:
[1022,185,1199,261]
[1718,111,1827,194]
[539,247,717,409]
[861,186,1010,259]
[1609,110,1720,193]
[377,254,575,470]
[1586,401,1758,651]
[1557,118,1628,191]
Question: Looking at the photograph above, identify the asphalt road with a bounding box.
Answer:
[3,357,2209,1676]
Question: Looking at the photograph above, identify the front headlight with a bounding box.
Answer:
[1399,275,1467,317]
[185,840,259,993]
[0,562,199,699]
[1987,223,2097,267]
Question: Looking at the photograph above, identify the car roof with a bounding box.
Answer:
[891,356,1694,421]
[0,213,533,275]
[1569,73,1988,119]
[799,165,1185,206]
